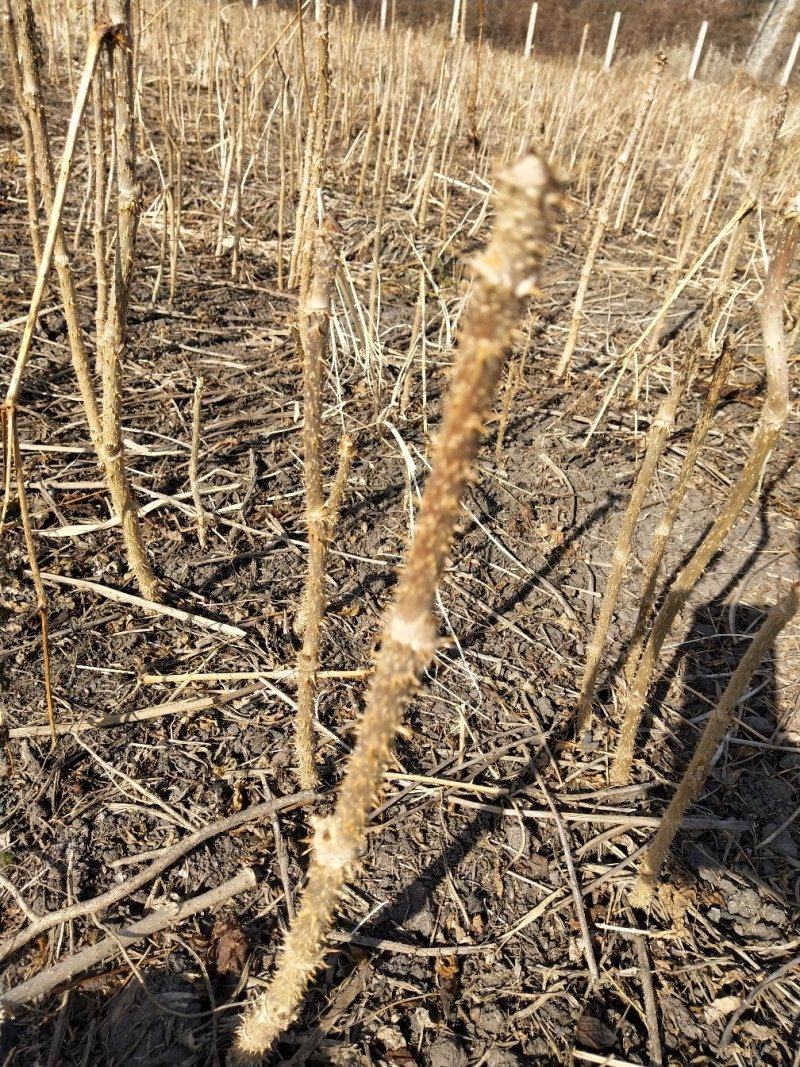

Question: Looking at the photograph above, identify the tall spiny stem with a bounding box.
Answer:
[294,220,350,788]
[229,154,559,1064]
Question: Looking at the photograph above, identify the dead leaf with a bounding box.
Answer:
[435,955,459,981]
[435,955,460,1019]
[658,880,697,934]
[704,995,741,1025]
[337,602,361,617]
[575,1014,617,1051]
[211,921,249,975]
[525,852,551,879]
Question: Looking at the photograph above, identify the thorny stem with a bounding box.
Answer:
[89,0,109,351]
[230,154,560,1063]
[1,0,41,266]
[4,0,108,454]
[190,376,207,548]
[290,0,330,292]
[613,89,787,692]
[0,10,114,752]
[295,220,348,789]
[9,418,55,749]
[2,14,110,519]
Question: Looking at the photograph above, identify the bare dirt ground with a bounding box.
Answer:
[1,11,800,1067]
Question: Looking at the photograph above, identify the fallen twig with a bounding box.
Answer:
[0,869,257,1015]
[37,571,247,638]
[0,791,316,965]
[6,683,267,739]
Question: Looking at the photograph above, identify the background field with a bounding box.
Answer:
[277,0,798,64]
[1,1,799,1064]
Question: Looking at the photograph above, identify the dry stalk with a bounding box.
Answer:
[3,0,159,604]
[5,0,104,457]
[6,418,55,749]
[277,74,289,289]
[295,221,351,789]
[575,352,697,738]
[555,52,666,379]
[89,0,109,353]
[290,0,330,292]
[642,88,787,361]
[630,581,800,905]
[621,342,734,687]
[2,11,109,518]
[0,791,315,965]
[190,375,207,549]
[1,0,42,266]
[495,352,526,460]
[0,869,257,1016]
[96,0,160,602]
[0,10,113,752]
[612,212,800,785]
[229,153,559,1063]
[578,89,788,733]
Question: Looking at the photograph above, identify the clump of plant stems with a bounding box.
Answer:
[574,88,788,747]
[612,210,798,784]
[0,0,160,755]
[229,153,561,1064]
[2,0,157,602]
[615,206,800,903]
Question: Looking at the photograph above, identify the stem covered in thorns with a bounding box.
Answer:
[612,213,800,785]
[295,221,348,789]
[230,154,559,1064]
[4,0,105,456]
[190,376,207,549]
[630,581,800,905]
[290,0,330,292]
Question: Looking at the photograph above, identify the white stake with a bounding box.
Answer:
[781,30,800,84]
[380,0,387,32]
[314,0,320,22]
[524,2,538,59]
[687,20,709,80]
[604,11,621,71]
[450,0,461,41]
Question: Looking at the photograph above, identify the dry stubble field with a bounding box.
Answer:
[0,2,799,1065]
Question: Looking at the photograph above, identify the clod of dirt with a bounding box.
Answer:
[428,1033,469,1067]
[469,1004,506,1035]
[484,1050,524,1067]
